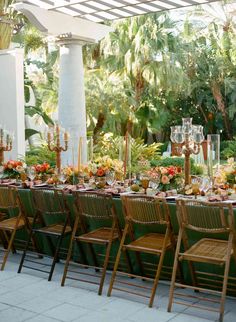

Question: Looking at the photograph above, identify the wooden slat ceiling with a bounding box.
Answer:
[21,0,217,22]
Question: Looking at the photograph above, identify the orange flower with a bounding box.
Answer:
[97,168,105,177]
[7,160,15,169]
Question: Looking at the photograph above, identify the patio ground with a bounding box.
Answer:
[0,253,235,322]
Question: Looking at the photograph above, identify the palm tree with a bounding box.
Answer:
[180,1,236,139]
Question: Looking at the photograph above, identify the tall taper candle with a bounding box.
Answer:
[78,137,82,172]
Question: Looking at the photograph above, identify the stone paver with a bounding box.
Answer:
[0,254,235,322]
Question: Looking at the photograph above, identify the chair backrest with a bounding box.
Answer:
[176,199,235,234]
[73,191,115,220]
[0,186,18,210]
[31,188,66,215]
[121,195,170,225]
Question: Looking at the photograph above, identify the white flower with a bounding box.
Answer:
[16,165,24,173]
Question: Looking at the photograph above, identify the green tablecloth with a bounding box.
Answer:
[13,189,236,295]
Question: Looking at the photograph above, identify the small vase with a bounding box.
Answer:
[95,176,106,189]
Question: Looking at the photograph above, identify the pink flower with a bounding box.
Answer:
[161,175,170,185]
[160,167,168,175]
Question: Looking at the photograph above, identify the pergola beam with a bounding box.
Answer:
[18,0,218,22]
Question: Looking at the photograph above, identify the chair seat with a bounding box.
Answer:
[34,224,71,235]
[125,233,172,254]
[0,217,25,230]
[179,238,231,264]
[76,227,119,244]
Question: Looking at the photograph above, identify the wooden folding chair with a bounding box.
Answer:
[168,199,236,322]
[18,188,72,281]
[61,191,130,295]
[108,195,178,307]
[0,186,31,270]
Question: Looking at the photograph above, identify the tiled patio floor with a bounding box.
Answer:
[0,253,235,322]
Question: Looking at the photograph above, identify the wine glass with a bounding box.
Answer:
[140,174,150,194]
[26,166,36,182]
[58,172,67,185]
[106,171,115,186]
[150,175,160,192]
[0,165,4,181]
[191,177,201,199]
[199,177,211,196]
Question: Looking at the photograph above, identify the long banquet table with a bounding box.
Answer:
[11,189,236,295]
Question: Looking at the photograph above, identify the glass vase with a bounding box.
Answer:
[207,134,220,185]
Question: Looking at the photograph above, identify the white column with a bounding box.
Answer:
[58,39,87,167]
[0,48,25,161]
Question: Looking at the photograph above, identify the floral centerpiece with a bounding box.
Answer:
[33,162,53,181]
[3,160,25,178]
[214,158,236,187]
[147,165,183,191]
[61,166,79,184]
[87,156,123,179]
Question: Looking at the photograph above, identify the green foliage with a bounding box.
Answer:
[21,26,58,141]
[191,164,204,176]
[25,106,54,126]
[93,133,162,166]
[25,129,40,141]
[13,3,236,145]
[25,145,56,166]
[131,138,162,164]
[150,157,204,175]
[84,4,236,142]
[221,138,236,159]
[150,157,188,168]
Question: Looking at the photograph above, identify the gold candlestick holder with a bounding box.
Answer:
[0,128,13,164]
[47,124,69,173]
[170,118,204,186]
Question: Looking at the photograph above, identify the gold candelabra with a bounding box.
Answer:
[47,124,69,173]
[0,128,13,164]
[170,118,204,186]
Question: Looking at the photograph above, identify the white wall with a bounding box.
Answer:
[0,48,25,161]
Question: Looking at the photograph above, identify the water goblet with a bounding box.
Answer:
[150,175,160,193]
[59,172,67,185]
[26,166,36,182]
[140,174,150,194]
[106,171,115,187]
[191,177,201,199]
[199,177,210,196]
[0,165,4,181]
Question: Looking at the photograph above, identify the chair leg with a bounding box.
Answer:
[48,232,65,281]
[6,231,17,254]
[168,229,183,312]
[61,237,74,286]
[171,247,184,284]
[0,231,8,249]
[219,238,232,322]
[18,228,35,274]
[107,224,129,297]
[98,240,113,296]
[1,229,17,271]
[149,251,166,308]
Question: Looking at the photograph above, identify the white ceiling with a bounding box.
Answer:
[19,0,218,23]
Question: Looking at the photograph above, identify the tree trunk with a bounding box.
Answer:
[93,112,105,143]
[135,71,145,103]
[211,81,232,139]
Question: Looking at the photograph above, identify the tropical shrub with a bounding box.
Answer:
[93,133,162,164]
[221,138,236,160]
[25,145,56,167]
